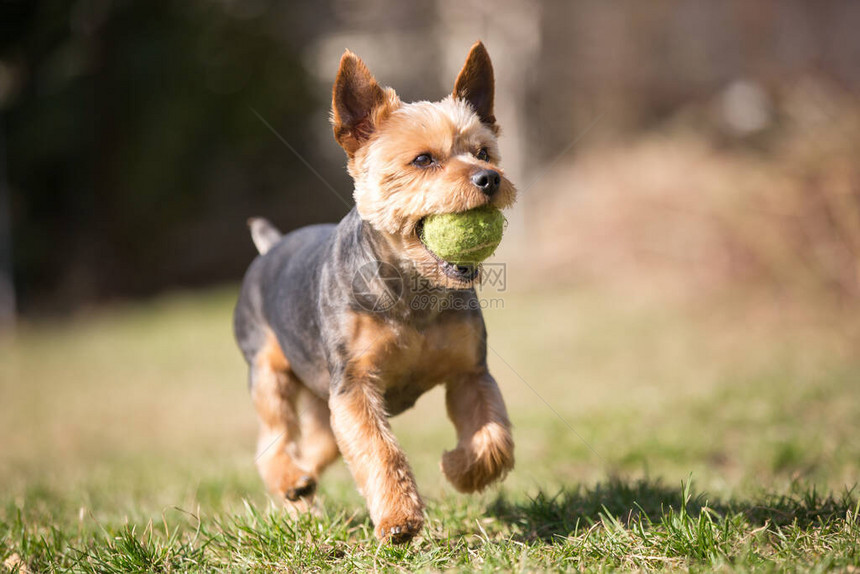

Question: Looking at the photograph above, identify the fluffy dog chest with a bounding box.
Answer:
[345,311,484,414]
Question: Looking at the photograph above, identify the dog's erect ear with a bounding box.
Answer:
[331,51,398,157]
[453,41,496,129]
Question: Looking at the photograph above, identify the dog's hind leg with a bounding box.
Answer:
[250,332,317,504]
[296,387,340,477]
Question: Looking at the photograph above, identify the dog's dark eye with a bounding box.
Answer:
[412,154,434,168]
[476,148,489,162]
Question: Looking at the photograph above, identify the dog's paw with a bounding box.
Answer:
[441,432,514,493]
[374,511,424,544]
[258,452,319,505]
[285,474,317,501]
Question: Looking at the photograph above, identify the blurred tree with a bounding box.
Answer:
[3,0,345,314]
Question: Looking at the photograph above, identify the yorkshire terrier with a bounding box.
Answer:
[233,41,517,543]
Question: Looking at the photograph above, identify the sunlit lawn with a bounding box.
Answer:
[1,284,858,571]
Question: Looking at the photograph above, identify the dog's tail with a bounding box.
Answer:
[247,217,282,255]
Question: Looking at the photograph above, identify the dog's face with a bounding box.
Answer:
[331,42,517,289]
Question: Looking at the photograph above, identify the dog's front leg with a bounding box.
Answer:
[442,371,514,492]
[328,377,424,543]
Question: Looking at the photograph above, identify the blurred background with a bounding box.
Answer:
[0,0,860,323]
[1,0,860,521]
[2,0,859,319]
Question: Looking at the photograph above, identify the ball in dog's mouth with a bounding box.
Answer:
[415,206,506,283]
[416,219,481,282]
[418,206,505,263]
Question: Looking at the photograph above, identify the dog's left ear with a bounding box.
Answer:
[332,50,399,157]
[453,41,496,130]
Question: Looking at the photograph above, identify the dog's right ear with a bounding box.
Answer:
[331,51,399,157]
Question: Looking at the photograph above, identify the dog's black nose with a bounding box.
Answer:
[471,169,501,196]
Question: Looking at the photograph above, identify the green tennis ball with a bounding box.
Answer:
[420,205,506,265]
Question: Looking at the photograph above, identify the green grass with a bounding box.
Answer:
[1,285,859,571]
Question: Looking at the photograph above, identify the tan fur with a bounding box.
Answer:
[351,98,515,233]
[329,382,425,542]
[296,386,340,475]
[327,310,493,541]
[331,51,401,157]
[251,331,337,503]
[442,372,515,492]
[329,43,516,540]
[345,311,484,390]
[246,42,517,543]
[331,43,518,291]
[255,312,486,535]
[453,41,497,130]
[347,98,516,289]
